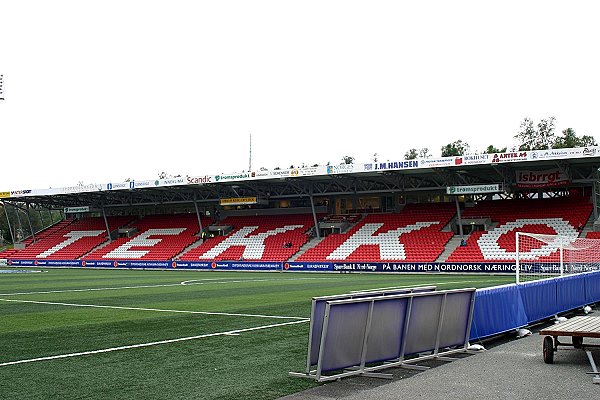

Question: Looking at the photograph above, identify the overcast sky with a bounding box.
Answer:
[1,1,599,190]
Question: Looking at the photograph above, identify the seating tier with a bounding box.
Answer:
[9,216,134,260]
[297,203,456,262]
[179,214,316,261]
[446,197,593,262]
[84,214,209,260]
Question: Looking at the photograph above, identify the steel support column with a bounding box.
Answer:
[2,201,15,244]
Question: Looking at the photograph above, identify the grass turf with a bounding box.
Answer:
[0,268,514,399]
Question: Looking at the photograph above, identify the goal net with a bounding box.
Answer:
[515,232,600,283]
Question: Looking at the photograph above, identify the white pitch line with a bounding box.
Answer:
[0,276,334,297]
[350,283,430,292]
[434,279,510,286]
[0,298,307,320]
[0,319,309,368]
[348,279,510,293]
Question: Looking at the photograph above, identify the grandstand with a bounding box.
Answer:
[1,146,600,270]
[2,196,595,266]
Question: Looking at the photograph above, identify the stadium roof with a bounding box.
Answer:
[2,147,600,211]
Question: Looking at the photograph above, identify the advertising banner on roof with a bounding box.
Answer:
[41,184,104,196]
[186,175,213,185]
[419,157,454,168]
[516,168,570,188]
[9,189,32,197]
[106,181,130,191]
[529,149,570,161]
[371,160,420,171]
[298,165,328,176]
[152,177,187,187]
[491,151,528,163]
[65,184,104,194]
[250,170,271,180]
[420,158,455,168]
[4,146,600,198]
[562,147,599,158]
[252,167,322,179]
[268,169,291,178]
[454,154,491,166]
[213,173,251,183]
[361,161,419,172]
[327,163,360,174]
[128,180,153,189]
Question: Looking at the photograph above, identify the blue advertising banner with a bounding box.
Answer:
[82,260,172,268]
[282,262,333,272]
[8,258,583,274]
[172,261,213,269]
[8,259,81,267]
[330,262,519,273]
[176,261,282,271]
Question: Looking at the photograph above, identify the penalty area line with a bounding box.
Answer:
[350,278,510,293]
[0,276,335,297]
[0,298,307,320]
[0,319,309,368]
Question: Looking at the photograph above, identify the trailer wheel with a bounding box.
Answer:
[543,336,554,364]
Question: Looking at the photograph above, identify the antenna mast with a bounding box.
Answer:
[249,131,252,171]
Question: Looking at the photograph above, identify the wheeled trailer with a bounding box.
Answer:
[539,316,600,384]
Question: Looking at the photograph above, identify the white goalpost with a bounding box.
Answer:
[515,232,600,283]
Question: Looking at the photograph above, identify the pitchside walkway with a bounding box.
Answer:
[281,322,600,400]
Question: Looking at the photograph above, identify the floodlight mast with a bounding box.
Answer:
[249,131,252,172]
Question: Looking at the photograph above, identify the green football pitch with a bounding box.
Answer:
[0,268,514,400]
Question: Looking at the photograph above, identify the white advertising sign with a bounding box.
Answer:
[446,184,502,195]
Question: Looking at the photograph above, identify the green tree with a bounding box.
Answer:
[514,117,556,150]
[419,148,431,158]
[441,140,469,157]
[552,128,598,148]
[485,145,507,154]
[405,148,431,160]
[404,149,418,160]
[342,156,354,164]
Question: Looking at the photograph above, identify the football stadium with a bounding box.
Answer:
[2,147,600,398]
